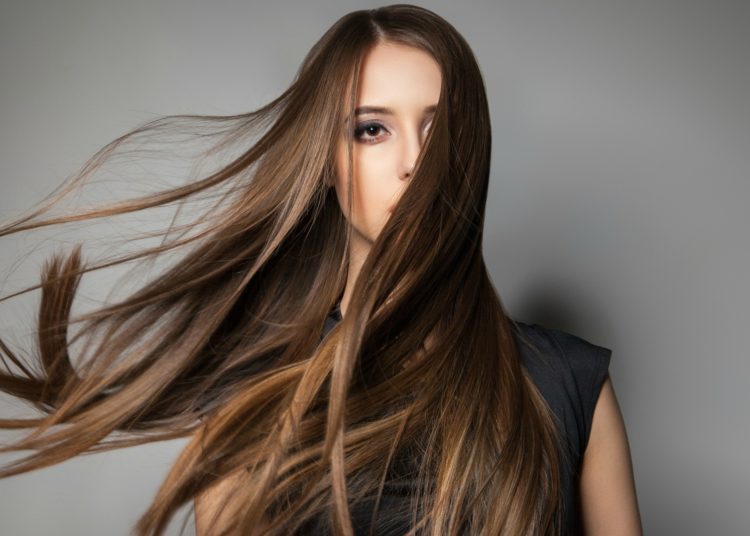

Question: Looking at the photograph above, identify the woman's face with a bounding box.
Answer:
[332,41,442,245]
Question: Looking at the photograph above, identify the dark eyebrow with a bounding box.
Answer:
[355,104,437,116]
[343,104,437,123]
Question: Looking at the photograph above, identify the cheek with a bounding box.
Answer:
[335,146,395,239]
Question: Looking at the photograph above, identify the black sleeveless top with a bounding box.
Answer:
[303,302,611,535]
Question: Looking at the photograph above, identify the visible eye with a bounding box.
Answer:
[353,121,389,144]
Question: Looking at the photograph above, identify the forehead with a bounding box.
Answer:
[354,41,441,111]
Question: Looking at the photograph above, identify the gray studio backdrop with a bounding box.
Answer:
[1,1,748,534]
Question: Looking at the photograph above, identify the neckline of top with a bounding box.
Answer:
[331,301,343,321]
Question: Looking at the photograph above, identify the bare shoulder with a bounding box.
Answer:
[579,375,644,535]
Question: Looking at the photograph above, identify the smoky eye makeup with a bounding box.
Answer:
[353,121,389,143]
[352,118,433,144]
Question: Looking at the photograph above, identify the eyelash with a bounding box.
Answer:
[353,121,389,144]
[352,121,433,144]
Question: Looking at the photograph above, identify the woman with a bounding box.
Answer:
[0,5,641,535]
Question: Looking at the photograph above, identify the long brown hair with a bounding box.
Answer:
[0,5,564,535]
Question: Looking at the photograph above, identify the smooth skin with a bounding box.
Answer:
[195,40,643,535]
[580,376,644,534]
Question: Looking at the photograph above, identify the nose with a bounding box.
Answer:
[399,129,422,181]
